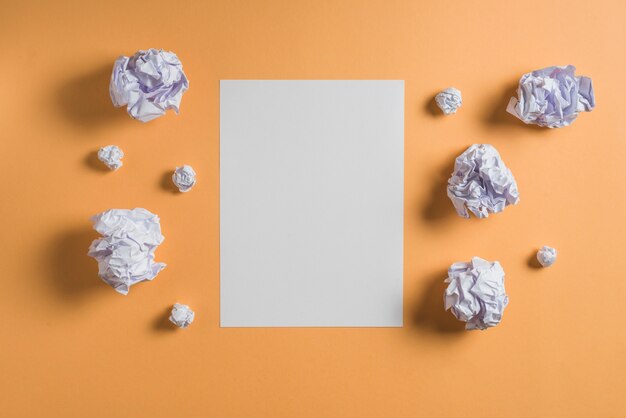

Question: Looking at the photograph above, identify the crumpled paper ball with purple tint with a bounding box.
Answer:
[172,165,196,192]
[444,257,509,330]
[110,49,189,123]
[97,145,124,170]
[169,303,195,328]
[435,87,462,115]
[87,208,166,295]
[507,65,595,128]
[537,246,557,267]
[447,144,519,219]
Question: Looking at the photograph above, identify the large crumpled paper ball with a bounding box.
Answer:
[447,144,520,219]
[506,65,594,128]
[444,257,509,330]
[87,208,166,295]
[110,48,189,123]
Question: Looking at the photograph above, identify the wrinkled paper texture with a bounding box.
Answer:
[435,87,462,115]
[88,208,166,295]
[537,246,557,267]
[172,165,196,192]
[169,303,195,328]
[507,65,595,128]
[110,48,189,123]
[97,145,124,170]
[447,144,519,219]
[444,257,509,330]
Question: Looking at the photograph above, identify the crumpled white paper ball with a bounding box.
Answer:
[110,48,189,123]
[444,257,509,330]
[87,208,166,295]
[537,246,557,267]
[435,87,462,115]
[507,65,595,128]
[447,144,520,219]
[172,165,196,192]
[97,145,124,170]
[169,303,195,328]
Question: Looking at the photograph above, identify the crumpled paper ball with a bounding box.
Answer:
[87,208,166,295]
[435,87,462,115]
[537,246,557,267]
[507,65,595,128]
[169,303,195,328]
[444,257,509,330]
[97,145,124,170]
[110,48,189,123]
[447,144,520,219]
[172,165,196,192]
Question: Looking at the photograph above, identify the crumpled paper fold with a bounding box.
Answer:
[447,144,519,219]
[87,208,166,295]
[169,303,195,328]
[110,48,189,123]
[507,65,595,128]
[444,257,509,330]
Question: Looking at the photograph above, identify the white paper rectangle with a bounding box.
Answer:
[220,80,404,327]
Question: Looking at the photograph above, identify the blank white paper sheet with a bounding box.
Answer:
[220,80,404,327]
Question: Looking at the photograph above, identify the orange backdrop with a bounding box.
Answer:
[1,1,625,417]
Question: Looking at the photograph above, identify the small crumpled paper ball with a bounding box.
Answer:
[172,165,196,192]
[537,246,557,267]
[87,208,166,295]
[169,303,195,328]
[444,257,509,330]
[110,48,189,123]
[507,65,595,128]
[435,87,462,115]
[447,144,520,219]
[97,145,124,170]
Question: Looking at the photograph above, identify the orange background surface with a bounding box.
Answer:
[1,1,625,417]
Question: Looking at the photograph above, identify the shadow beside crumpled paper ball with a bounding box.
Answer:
[527,251,543,269]
[482,80,551,133]
[421,148,465,224]
[47,226,107,301]
[159,170,180,194]
[482,81,519,126]
[152,305,177,333]
[410,269,467,335]
[55,62,131,129]
[423,94,444,117]
[84,150,110,172]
